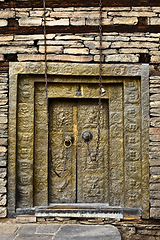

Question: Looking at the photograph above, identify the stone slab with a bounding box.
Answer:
[37,224,60,234]
[0,233,17,240]
[16,225,38,234]
[0,225,19,233]
[53,225,121,240]
[0,224,121,240]
[15,234,53,240]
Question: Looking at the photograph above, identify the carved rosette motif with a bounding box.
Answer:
[17,77,34,208]
[109,85,123,206]
[124,80,141,208]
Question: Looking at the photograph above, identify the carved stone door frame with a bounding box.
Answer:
[8,62,149,218]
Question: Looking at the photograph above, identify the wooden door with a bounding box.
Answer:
[49,99,109,203]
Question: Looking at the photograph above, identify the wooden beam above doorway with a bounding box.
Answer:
[1,0,160,9]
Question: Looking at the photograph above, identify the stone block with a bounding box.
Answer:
[105,54,139,62]
[0,99,8,106]
[138,228,160,235]
[150,51,160,56]
[0,194,6,206]
[70,18,85,25]
[150,18,160,25]
[15,8,32,11]
[0,20,7,27]
[0,168,7,178]
[90,49,117,55]
[131,36,159,42]
[103,7,131,11]
[0,187,6,194]
[39,46,63,54]
[45,18,69,26]
[150,117,160,127]
[19,17,42,26]
[37,217,46,222]
[16,11,29,17]
[150,145,160,153]
[55,35,94,41]
[102,18,113,25]
[132,7,152,11]
[95,36,129,41]
[94,55,105,62]
[0,40,34,46]
[0,138,7,146]
[19,54,93,62]
[151,56,160,63]
[150,128,160,135]
[84,41,111,49]
[150,191,160,199]
[119,48,148,53]
[150,200,160,207]
[16,215,36,223]
[152,7,160,12]
[86,18,99,26]
[150,183,160,191]
[64,48,89,54]
[150,100,160,107]
[0,10,15,18]
[0,224,18,233]
[0,161,7,167]
[53,7,74,12]
[50,12,72,18]
[0,179,7,186]
[0,55,4,61]
[15,34,55,40]
[0,207,7,218]
[150,109,160,117]
[0,147,7,153]
[86,18,111,26]
[0,46,38,54]
[30,10,47,17]
[150,167,160,175]
[38,40,83,47]
[0,117,7,124]
[111,41,159,48]
[113,17,138,25]
[108,11,157,17]
[18,54,45,61]
[150,151,160,159]
[74,7,99,10]
[47,54,93,62]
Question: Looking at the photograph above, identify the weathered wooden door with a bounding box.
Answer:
[49,99,109,204]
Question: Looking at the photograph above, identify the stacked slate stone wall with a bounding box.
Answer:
[0,73,8,218]
[0,5,159,219]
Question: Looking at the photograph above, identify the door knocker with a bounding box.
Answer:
[63,134,74,148]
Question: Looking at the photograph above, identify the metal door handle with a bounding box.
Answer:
[63,134,74,148]
[82,130,93,143]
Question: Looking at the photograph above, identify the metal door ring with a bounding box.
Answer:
[63,134,74,148]
[64,139,72,148]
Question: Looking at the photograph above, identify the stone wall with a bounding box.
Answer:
[0,6,160,219]
[0,7,160,27]
[150,76,160,219]
[0,73,8,218]
[0,32,159,63]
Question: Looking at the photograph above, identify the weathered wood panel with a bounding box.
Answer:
[1,0,160,8]
[0,62,9,73]
[0,25,160,35]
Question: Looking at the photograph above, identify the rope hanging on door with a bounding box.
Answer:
[43,0,103,177]
[85,0,103,162]
[43,0,69,178]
